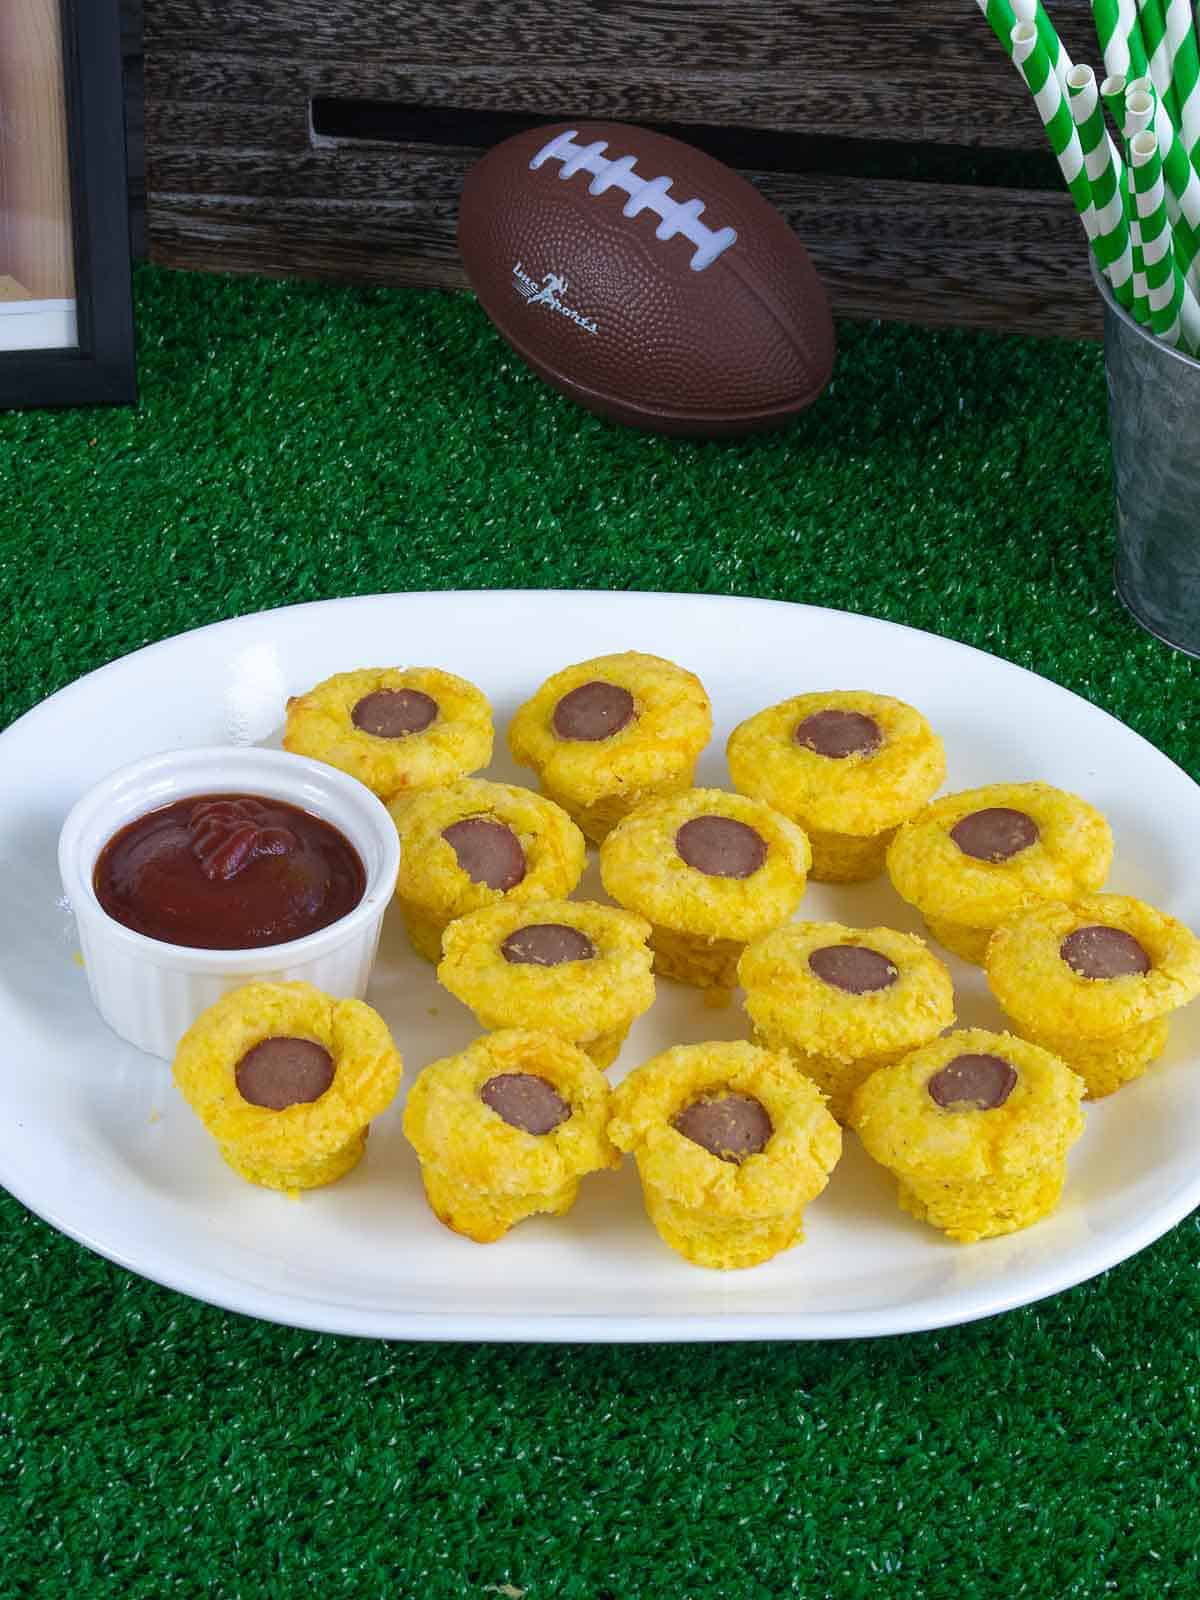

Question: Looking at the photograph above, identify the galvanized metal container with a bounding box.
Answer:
[1097,266,1200,657]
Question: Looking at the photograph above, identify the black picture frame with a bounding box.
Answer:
[0,0,136,408]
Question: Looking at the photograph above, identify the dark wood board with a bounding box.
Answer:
[149,169,1100,340]
[146,53,1049,151]
[145,0,1101,83]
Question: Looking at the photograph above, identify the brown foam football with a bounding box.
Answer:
[457,121,835,437]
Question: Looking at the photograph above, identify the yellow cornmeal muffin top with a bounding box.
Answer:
[389,778,586,922]
[438,898,655,1038]
[282,666,493,799]
[172,981,403,1165]
[986,893,1200,1039]
[850,1028,1085,1183]
[402,1029,619,1196]
[886,782,1113,930]
[608,1041,841,1218]
[738,922,955,1063]
[599,788,811,942]
[507,651,712,809]
[726,690,945,837]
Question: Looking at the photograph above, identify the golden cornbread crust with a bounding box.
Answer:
[803,826,895,885]
[172,981,403,1192]
[739,922,955,1122]
[438,898,655,1065]
[402,1028,619,1242]
[986,894,1200,1038]
[726,691,945,877]
[886,782,1113,959]
[923,916,996,965]
[507,651,713,842]
[282,666,493,800]
[849,1027,1085,1242]
[645,925,745,992]
[1018,1015,1169,1100]
[749,1032,912,1126]
[608,1041,842,1269]
[897,1165,1068,1240]
[985,893,1200,1097]
[599,788,810,989]
[388,778,587,960]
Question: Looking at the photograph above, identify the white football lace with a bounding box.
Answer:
[529,129,738,272]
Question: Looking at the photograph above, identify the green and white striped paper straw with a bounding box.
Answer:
[1010,21,1097,239]
[1124,79,1159,137]
[1092,0,1149,81]
[1125,189,1153,326]
[1130,126,1181,340]
[1136,0,1181,128]
[1128,126,1200,348]
[1101,70,1129,131]
[1122,83,1159,322]
[1068,65,1136,307]
[1163,0,1200,171]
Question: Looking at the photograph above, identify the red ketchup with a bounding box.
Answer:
[93,793,365,950]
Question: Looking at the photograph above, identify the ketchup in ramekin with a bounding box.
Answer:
[94,793,365,951]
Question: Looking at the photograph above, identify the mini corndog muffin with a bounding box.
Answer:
[726,691,945,882]
[608,1041,841,1269]
[507,650,712,842]
[388,778,587,961]
[850,1028,1085,1242]
[986,893,1200,1098]
[402,1028,619,1242]
[886,782,1113,964]
[738,921,955,1123]
[282,666,492,800]
[172,981,403,1192]
[599,788,811,992]
[438,898,655,1068]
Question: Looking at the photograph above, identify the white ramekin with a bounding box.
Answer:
[58,747,401,1060]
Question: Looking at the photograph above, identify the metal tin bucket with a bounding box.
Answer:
[1097,265,1200,657]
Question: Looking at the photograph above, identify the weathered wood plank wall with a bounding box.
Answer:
[140,0,1107,337]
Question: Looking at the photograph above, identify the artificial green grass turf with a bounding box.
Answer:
[2,265,1200,1598]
